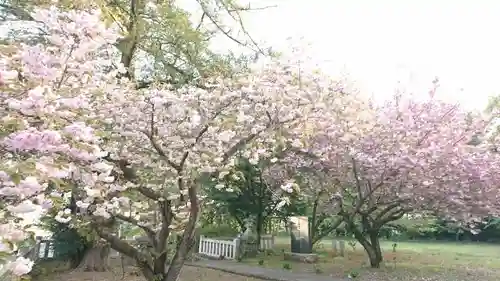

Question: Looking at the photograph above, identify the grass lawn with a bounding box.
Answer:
[242,236,500,280]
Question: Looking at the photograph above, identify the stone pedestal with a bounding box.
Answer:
[240,239,259,258]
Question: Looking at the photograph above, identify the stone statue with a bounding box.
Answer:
[241,217,256,241]
[239,216,259,257]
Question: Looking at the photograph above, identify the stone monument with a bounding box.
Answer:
[284,216,318,263]
[239,216,259,258]
[241,217,255,240]
[289,216,312,253]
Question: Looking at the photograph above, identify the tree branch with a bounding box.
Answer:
[140,103,182,172]
[152,198,173,275]
[93,222,149,265]
[114,213,156,243]
[136,185,162,200]
[0,4,34,21]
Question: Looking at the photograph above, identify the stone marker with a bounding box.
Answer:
[289,216,311,254]
[284,216,318,263]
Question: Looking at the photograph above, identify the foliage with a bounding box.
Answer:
[198,207,241,230]
[205,157,292,235]
[378,217,500,243]
[198,224,239,238]
[41,218,91,268]
[0,0,269,84]
[289,170,343,246]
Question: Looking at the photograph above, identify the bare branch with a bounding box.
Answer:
[194,0,265,54]
[140,103,182,172]
[219,1,268,55]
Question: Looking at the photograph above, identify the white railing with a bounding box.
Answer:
[198,234,275,260]
[198,236,239,259]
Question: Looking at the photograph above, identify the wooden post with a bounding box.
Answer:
[34,236,42,260]
[43,240,50,259]
[233,237,241,259]
[198,235,204,254]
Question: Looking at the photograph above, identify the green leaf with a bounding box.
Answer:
[10,172,22,184]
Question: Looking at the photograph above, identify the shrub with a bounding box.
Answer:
[36,214,93,269]
[265,249,275,256]
[199,224,240,238]
[49,223,91,268]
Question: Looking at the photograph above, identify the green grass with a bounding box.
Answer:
[319,238,500,268]
[242,237,500,280]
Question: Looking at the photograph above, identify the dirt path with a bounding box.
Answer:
[43,259,349,281]
[47,265,264,281]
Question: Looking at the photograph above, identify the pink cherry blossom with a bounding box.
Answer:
[1,4,500,279]
[286,88,500,224]
[8,257,33,276]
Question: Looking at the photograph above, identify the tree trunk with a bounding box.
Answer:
[349,221,383,268]
[355,232,383,268]
[363,242,382,268]
[368,230,383,267]
[256,215,263,251]
[162,236,193,281]
[68,245,88,269]
[76,244,110,271]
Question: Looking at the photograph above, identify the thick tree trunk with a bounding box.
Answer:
[346,217,383,269]
[364,243,383,268]
[367,230,383,268]
[76,244,110,272]
[355,229,383,268]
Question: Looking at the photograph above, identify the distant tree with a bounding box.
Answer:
[205,157,292,243]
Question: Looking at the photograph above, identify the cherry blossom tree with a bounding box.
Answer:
[0,5,338,281]
[287,82,500,267]
[0,5,124,275]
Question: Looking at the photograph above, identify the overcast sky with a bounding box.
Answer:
[2,1,499,110]
[205,0,500,110]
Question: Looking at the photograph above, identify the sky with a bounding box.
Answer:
[1,1,499,110]
[205,0,500,110]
